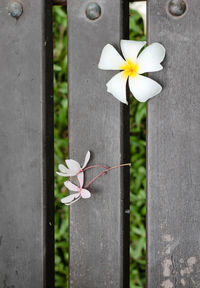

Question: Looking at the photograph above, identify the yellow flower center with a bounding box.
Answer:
[120,59,138,78]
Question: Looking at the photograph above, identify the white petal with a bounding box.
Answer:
[106,72,128,104]
[81,189,91,199]
[98,44,126,70]
[65,159,81,174]
[120,40,146,63]
[77,172,84,188]
[129,75,162,102]
[82,151,91,169]
[137,43,166,74]
[61,193,80,204]
[64,181,79,192]
[58,164,69,173]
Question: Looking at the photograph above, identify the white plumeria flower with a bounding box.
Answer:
[56,151,91,185]
[130,1,147,34]
[98,40,166,104]
[61,176,91,206]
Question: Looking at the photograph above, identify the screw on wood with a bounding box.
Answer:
[168,0,187,17]
[85,2,101,20]
[8,0,23,18]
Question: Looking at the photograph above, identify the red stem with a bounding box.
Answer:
[82,165,109,172]
[85,163,131,189]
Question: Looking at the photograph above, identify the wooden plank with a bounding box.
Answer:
[67,1,129,287]
[147,0,200,286]
[0,1,54,287]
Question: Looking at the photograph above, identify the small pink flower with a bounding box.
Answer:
[61,176,91,206]
[57,151,131,206]
[56,151,91,185]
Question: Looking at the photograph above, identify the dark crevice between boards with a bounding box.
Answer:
[52,0,146,7]
[53,5,69,288]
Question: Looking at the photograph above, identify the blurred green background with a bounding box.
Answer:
[54,6,146,288]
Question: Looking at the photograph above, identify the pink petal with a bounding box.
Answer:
[56,172,69,177]
[61,193,79,204]
[66,196,81,205]
[58,164,70,173]
[77,172,84,188]
[65,159,81,174]
[81,189,91,199]
[82,151,91,169]
[56,171,77,177]
[64,181,79,191]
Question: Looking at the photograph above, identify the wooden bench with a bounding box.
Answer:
[1,0,199,287]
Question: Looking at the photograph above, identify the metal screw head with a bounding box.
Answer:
[85,2,101,20]
[8,1,23,18]
[168,0,186,17]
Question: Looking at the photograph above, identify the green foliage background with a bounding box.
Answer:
[54,7,146,288]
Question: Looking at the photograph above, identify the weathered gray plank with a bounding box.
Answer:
[67,1,129,287]
[147,0,200,286]
[0,1,54,287]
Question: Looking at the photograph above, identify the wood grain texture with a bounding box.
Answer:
[0,1,54,287]
[67,1,129,287]
[147,0,200,286]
